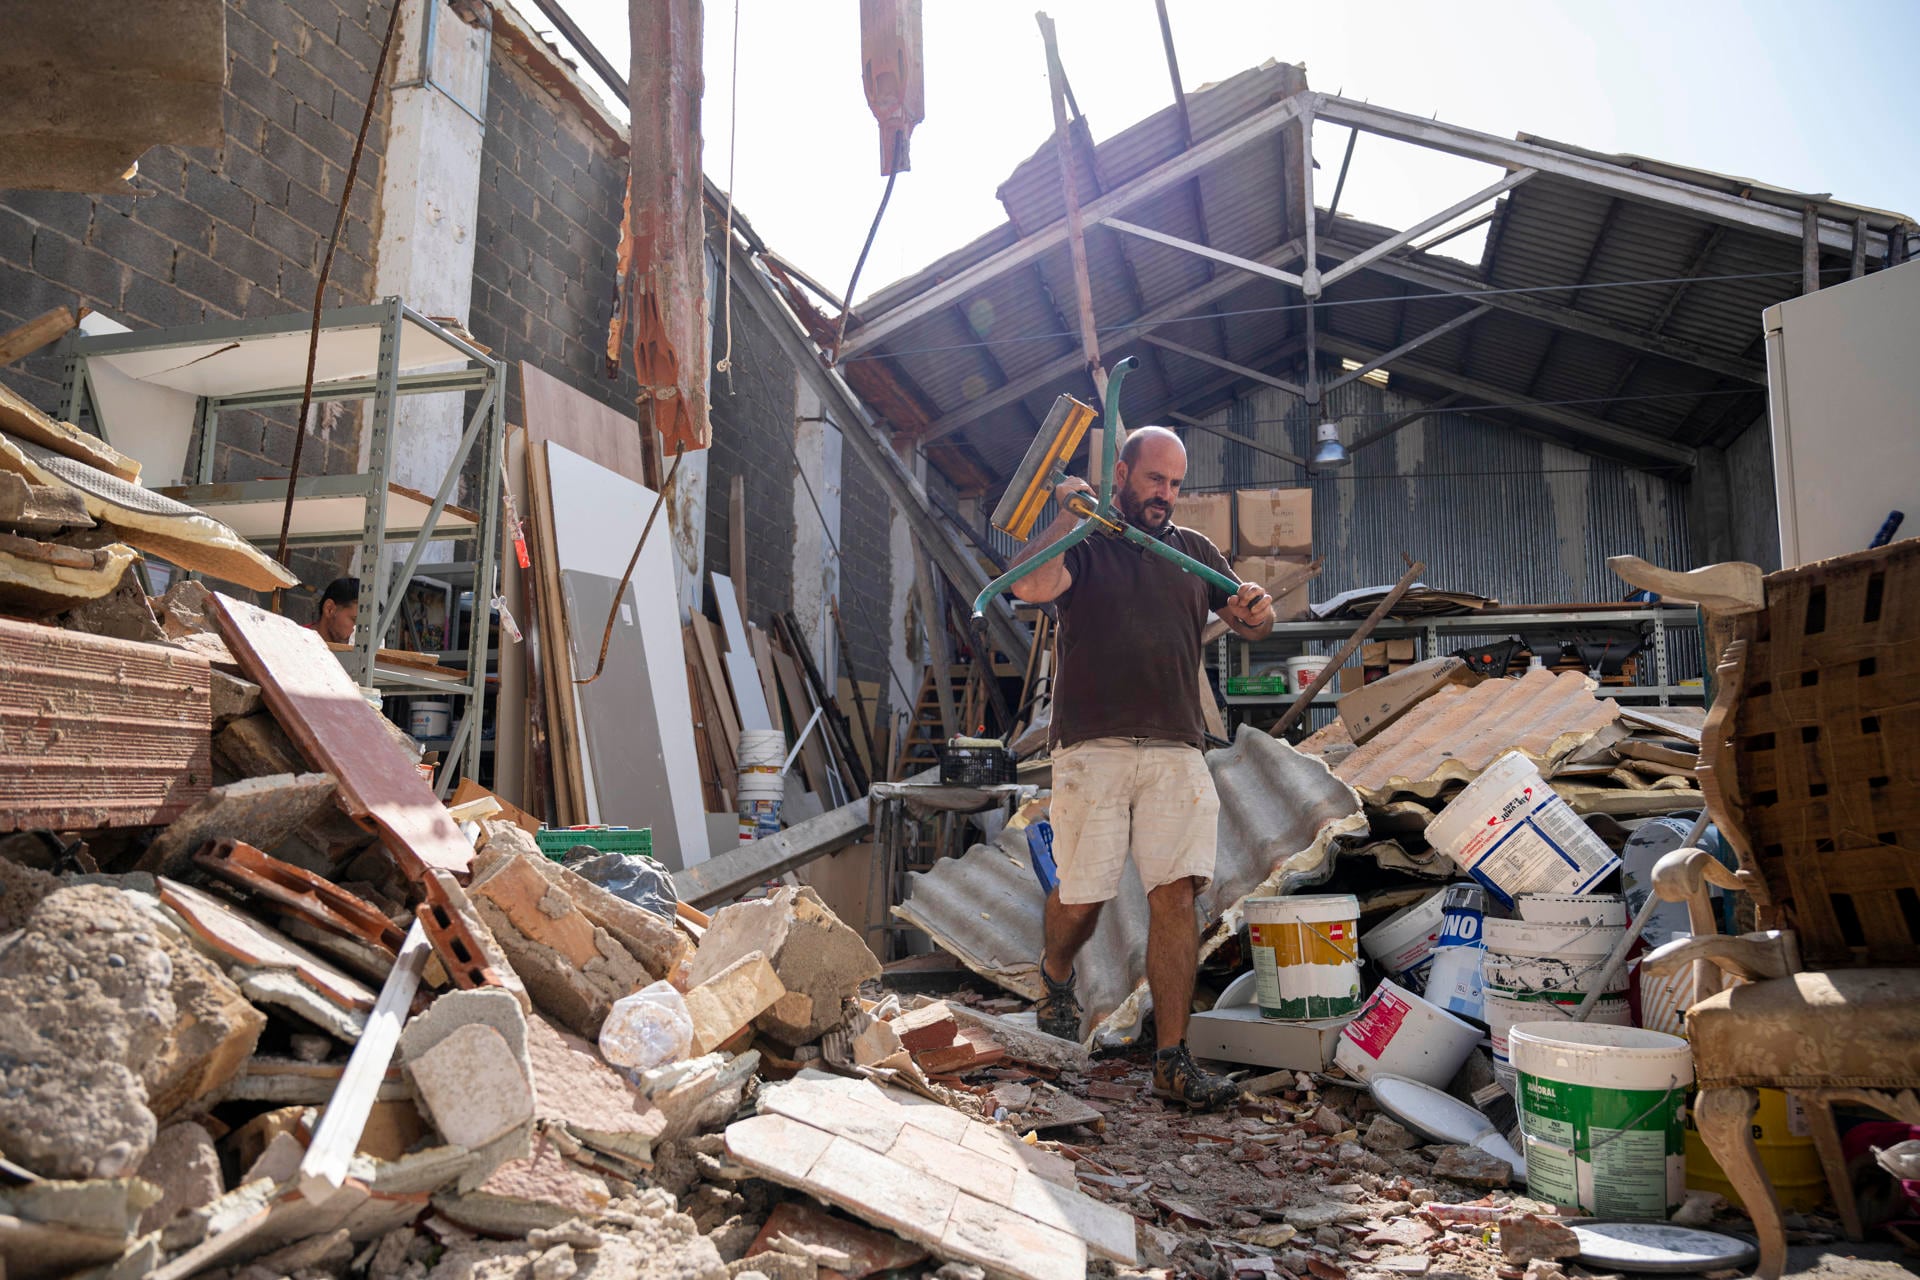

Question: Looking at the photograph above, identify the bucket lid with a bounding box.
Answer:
[1507,1021,1687,1054]
[1370,1075,1495,1145]
[1247,894,1359,923]
[1571,1224,1757,1274]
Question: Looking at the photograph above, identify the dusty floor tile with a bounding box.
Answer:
[724,1114,835,1183]
[1009,1169,1138,1264]
[804,1135,959,1243]
[886,1122,1017,1206]
[941,1190,1086,1280]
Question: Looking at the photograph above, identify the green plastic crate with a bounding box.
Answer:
[1225,675,1290,695]
[535,827,652,860]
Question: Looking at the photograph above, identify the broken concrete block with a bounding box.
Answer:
[648,1050,762,1144]
[525,1012,666,1166]
[0,1175,162,1280]
[468,852,651,1039]
[430,1132,612,1236]
[411,1023,537,1149]
[685,950,787,1056]
[1499,1213,1579,1265]
[478,821,689,980]
[1431,1144,1513,1188]
[689,887,880,1046]
[136,1122,224,1234]
[1362,1114,1418,1153]
[0,885,183,1177]
[211,670,261,726]
[890,1000,959,1052]
[421,868,530,1011]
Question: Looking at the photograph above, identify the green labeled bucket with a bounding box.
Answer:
[1510,1022,1693,1219]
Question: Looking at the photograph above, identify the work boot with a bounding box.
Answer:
[1035,961,1083,1042]
[1152,1043,1241,1111]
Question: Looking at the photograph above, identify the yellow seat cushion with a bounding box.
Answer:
[1686,968,1920,1091]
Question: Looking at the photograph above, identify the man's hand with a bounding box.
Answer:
[1053,475,1093,514]
[1220,580,1275,637]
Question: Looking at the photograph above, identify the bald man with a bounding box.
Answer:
[1010,425,1274,1108]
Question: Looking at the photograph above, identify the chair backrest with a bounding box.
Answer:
[1702,538,1920,968]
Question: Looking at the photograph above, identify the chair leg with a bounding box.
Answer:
[1799,1093,1863,1240]
[1697,1087,1786,1280]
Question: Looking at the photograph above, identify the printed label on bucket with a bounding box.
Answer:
[1464,792,1620,909]
[1251,921,1360,1019]
[1342,986,1410,1059]
[1519,1071,1685,1219]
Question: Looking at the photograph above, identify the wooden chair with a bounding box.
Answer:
[1629,541,1920,1279]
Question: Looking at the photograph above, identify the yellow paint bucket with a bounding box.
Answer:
[1685,1088,1828,1212]
[1247,894,1361,1020]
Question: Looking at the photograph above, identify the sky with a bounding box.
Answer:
[511,0,1919,305]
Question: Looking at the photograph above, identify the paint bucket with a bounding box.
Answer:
[736,728,786,842]
[1424,883,1488,1020]
[1360,890,1447,994]
[1424,751,1622,909]
[1514,893,1628,926]
[1484,986,1630,1071]
[1247,894,1362,1020]
[1685,1088,1826,1212]
[1334,978,1481,1087]
[1285,655,1328,694]
[1482,912,1627,995]
[408,699,451,739]
[1510,1022,1693,1219]
[1622,814,1735,945]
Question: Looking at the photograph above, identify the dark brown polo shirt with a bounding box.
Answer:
[1051,523,1235,750]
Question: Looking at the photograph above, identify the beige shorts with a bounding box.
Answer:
[1049,736,1219,905]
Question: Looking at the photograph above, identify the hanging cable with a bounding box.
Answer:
[273,0,406,578]
[829,135,905,366]
[575,448,685,684]
[714,0,741,379]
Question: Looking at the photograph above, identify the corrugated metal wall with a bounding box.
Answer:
[1722,416,1783,571]
[1178,377,1692,607]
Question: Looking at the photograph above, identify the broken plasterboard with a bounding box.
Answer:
[543,441,708,868]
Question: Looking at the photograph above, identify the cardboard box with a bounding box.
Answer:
[1337,656,1477,744]
[1361,641,1388,667]
[1385,638,1416,662]
[1178,492,1232,551]
[1235,487,1312,556]
[1231,555,1314,621]
[1336,665,1363,693]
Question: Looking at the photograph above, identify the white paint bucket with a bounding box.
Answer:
[1424,943,1487,1021]
[1285,655,1327,694]
[1334,977,1481,1087]
[1247,895,1362,1020]
[736,728,787,842]
[1482,915,1627,996]
[1360,890,1446,994]
[1510,1022,1692,1219]
[1515,893,1628,926]
[1424,752,1621,909]
[407,699,451,739]
[1484,986,1630,1067]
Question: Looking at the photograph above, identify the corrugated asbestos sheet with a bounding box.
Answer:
[1179,378,1693,609]
[1333,667,1623,803]
[0,617,212,830]
[893,728,1366,1044]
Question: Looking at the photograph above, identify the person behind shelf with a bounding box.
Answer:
[312,576,360,644]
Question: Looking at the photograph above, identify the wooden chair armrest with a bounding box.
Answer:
[1644,929,1801,983]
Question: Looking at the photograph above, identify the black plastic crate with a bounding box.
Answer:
[938,744,1017,786]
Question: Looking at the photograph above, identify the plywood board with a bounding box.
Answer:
[748,625,781,732]
[520,362,648,485]
[544,441,709,869]
[687,611,741,756]
[772,645,837,804]
[525,443,586,824]
[710,572,774,732]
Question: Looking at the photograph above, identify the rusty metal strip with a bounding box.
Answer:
[0,616,210,831]
[194,838,406,956]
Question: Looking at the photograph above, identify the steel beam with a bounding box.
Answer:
[1316,94,1883,256]
[1100,218,1305,289]
[1322,305,1490,395]
[1311,331,1696,466]
[918,237,1304,443]
[1319,169,1535,291]
[838,92,1313,359]
[1143,334,1306,398]
[1316,233,1766,384]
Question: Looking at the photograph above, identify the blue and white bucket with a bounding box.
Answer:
[1423,882,1488,1021]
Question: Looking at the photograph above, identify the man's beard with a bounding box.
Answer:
[1118,487,1173,530]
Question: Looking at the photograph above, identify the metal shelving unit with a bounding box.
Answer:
[1214,605,1704,713]
[63,299,505,793]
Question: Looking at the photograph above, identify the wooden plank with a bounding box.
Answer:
[747,625,782,733]
[676,796,873,909]
[711,571,774,732]
[687,611,741,757]
[544,441,710,868]
[0,617,210,831]
[0,304,83,367]
[519,361,649,485]
[209,594,472,881]
[525,443,586,823]
[728,474,746,618]
[683,642,727,813]
[771,643,835,801]
[0,376,141,483]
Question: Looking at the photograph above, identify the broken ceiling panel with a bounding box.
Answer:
[0,0,226,191]
[895,728,1365,1043]
[1334,667,1624,803]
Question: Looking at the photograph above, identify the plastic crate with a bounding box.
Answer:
[938,745,1017,786]
[535,826,652,860]
[1225,675,1290,695]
